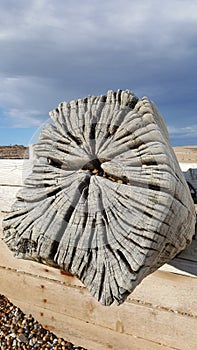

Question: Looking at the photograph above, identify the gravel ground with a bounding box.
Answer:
[0,295,87,350]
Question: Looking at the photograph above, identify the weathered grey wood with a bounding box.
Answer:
[1,268,197,350]
[0,159,32,186]
[183,167,197,203]
[0,186,21,212]
[2,89,196,305]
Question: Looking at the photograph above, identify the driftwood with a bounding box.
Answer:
[3,89,196,305]
[183,168,197,204]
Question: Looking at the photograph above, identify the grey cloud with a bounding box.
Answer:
[168,125,197,136]
[0,0,197,136]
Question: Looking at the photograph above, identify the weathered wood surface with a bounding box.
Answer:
[2,90,196,307]
[0,160,197,278]
[0,174,197,349]
[0,258,197,350]
[3,297,176,350]
[0,159,32,186]
[183,167,197,204]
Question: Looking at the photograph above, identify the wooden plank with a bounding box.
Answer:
[1,232,196,280]
[0,236,196,313]
[0,159,32,186]
[130,269,197,314]
[0,268,196,350]
[160,262,197,277]
[0,158,195,185]
[0,237,83,287]
[160,226,197,276]
[0,160,196,296]
[10,299,173,350]
[0,212,4,230]
[160,236,197,277]
[0,218,197,301]
[0,223,197,291]
[1,232,197,310]
[0,185,20,212]
[2,159,196,305]
[183,167,197,190]
[0,156,196,187]
[162,257,197,277]
[0,152,196,349]
[177,238,197,262]
[179,162,197,171]
[1,164,197,281]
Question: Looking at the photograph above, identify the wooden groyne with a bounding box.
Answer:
[0,155,197,350]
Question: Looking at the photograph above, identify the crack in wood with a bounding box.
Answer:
[129,298,197,319]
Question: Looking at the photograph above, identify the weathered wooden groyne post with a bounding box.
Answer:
[3,89,196,306]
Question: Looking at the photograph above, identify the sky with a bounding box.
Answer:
[0,0,196,146]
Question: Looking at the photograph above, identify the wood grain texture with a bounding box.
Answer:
[0,186,21,212]
[2,89,196,305]
[183,167,197,204]
[1,268,197,350]
[0,159,32,186]
[9,299,174,350]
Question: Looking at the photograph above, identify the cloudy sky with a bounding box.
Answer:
[0,0,196,146]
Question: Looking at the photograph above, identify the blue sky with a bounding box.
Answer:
[0,0,196,146]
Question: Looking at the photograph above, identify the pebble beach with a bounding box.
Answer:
[0,295,86,350]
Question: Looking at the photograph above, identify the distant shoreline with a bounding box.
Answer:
[0,144,197,162]
[0,145,29,159]
[173,146,197,163]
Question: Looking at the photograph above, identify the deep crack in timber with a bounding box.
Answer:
[82,158,130,185]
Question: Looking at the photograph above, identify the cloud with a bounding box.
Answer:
[168,125,197,138]
[5,108,43,128]
[0,75,51,126]
[0,0,197,133]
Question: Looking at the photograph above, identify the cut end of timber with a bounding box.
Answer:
[3,89,196,305]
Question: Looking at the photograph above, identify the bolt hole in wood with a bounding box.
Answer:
[2,89,196,306]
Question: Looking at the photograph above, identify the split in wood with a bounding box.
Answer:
[47,156,130,185]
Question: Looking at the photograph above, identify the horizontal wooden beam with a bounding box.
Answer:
[9,298,173,350]
[1,154,197,350]
[1,267,196,350]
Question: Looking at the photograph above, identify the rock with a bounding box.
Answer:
[3,89,196,305]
